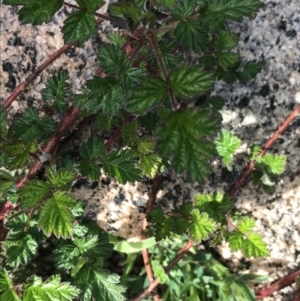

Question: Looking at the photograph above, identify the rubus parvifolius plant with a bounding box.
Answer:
[1,0,296,300]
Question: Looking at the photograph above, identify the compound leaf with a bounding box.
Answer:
[38,191,75,238]
[189,210,217,242]
[98,45,130,76]
[47,166,76,189]
[156,108,219,183]
[237,217,255,234]
[256,153,286,175]
[168,66,214,98]
[102,150,142,184]
[127,77,168,115]
[175,19,210,53]
[62,10,96,44]
[76,265,126,301]
[18,180,51,209]
[23,275,79,301]
[228,231,244,252]
[242,233,269,258]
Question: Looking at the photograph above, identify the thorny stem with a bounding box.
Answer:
[147,32,177,109]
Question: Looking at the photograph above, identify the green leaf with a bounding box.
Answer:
[108,32,127,46]
[189,210,217,242]
[98,45,130,76]
[9,107,56,142]
[38,191,75,238]
[15,0,63,26]
[0,270,21,301]
[153,261,168,283]
[41,70,70,113]
[156,108,219,183]
[248,145,261,161]
[214,129,241,170]
[80,136,105,161]
[215,31,238,50]
[47,166,76,189]
[23,275,79,301]
[194,192,232,223]
[121,120,139,147]
[242,233,269,258]
[140,153,162,178]
[168,66,214,98]
[137,138,155,155]
[4,233,38,268]
[237,60,265,82]
[0,106,7,136]
[171,0,196,19]
[62,10,96,44]
[227,231,244,252]
[237,217,255,234]
[52,243,80,270]
[76,0,104,12]
[114,237,157,254]
[216,52,240,69]
[102,150,142,184]
[76,264,126,301]
[18,180,51,208]
[79,160,101,181]
[127,77,168,115]
[175,19,210,53]
[256,153,286,175]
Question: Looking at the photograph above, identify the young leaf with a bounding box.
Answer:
[75,264,126,301]
[214,129,241,170]
[174,19,210,53]
[256,153,286,175]
[98,45,130,76]
[23,275,79,301]
[80,137,105,161]
[0,269,21,301]
[227,231,244,252]
[8,0,64,26]
[41,70,70,113]
[242,233,269,258]
[167,66,214,98]
[38,191,75,238]
[9,108,55,142]
[156,108,219,183]
[102,150,142,184]
[140,153,162,178]
[137,137,155,155]
[127,77,168,115]
[62,10,96,44]
[248,145,262,161]
[237,217,255,234]
[189,210,217,242]
[152,261,168,283]
[47,166,76,189]
[18,180,51,209]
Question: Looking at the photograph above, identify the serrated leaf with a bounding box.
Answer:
[127,77,168,115]
[98,45,130,76]
[168,66,214,98]
[23,275,79,301]
[137,138,155,154]
[76,265,126,301]
[76,0,104,12]
[41,70,70,113]
[189,210,217,242]
[156,108,219,183]
[171,0,196,19]
[0,270,21,301]
[214,129,241,170]
[256,153,286,175]
[80,136,105,161]
[140,153,162,178]
[16,0,63,26]
[52,243,80,270]
[237,217,255,234]
[175,19,210,53]
[0,106,7,136]
[242,233,269,258]
[227,231,244,252]
[38,191,75,238]
[114,237,157,254]
[102,150,142,184]
[249,145,261,161]
[4,233,38,268]
[153,261,168,283]
[79,160,101,181]
[9,108,56,142]
[216,52,240,69]
[108,32,127,46]
[18,180,51,208]
[62,10,96,44]
[121,120,139,147]
[237,60,265,82]
[215,31,238,50]
[47,166,76,189]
